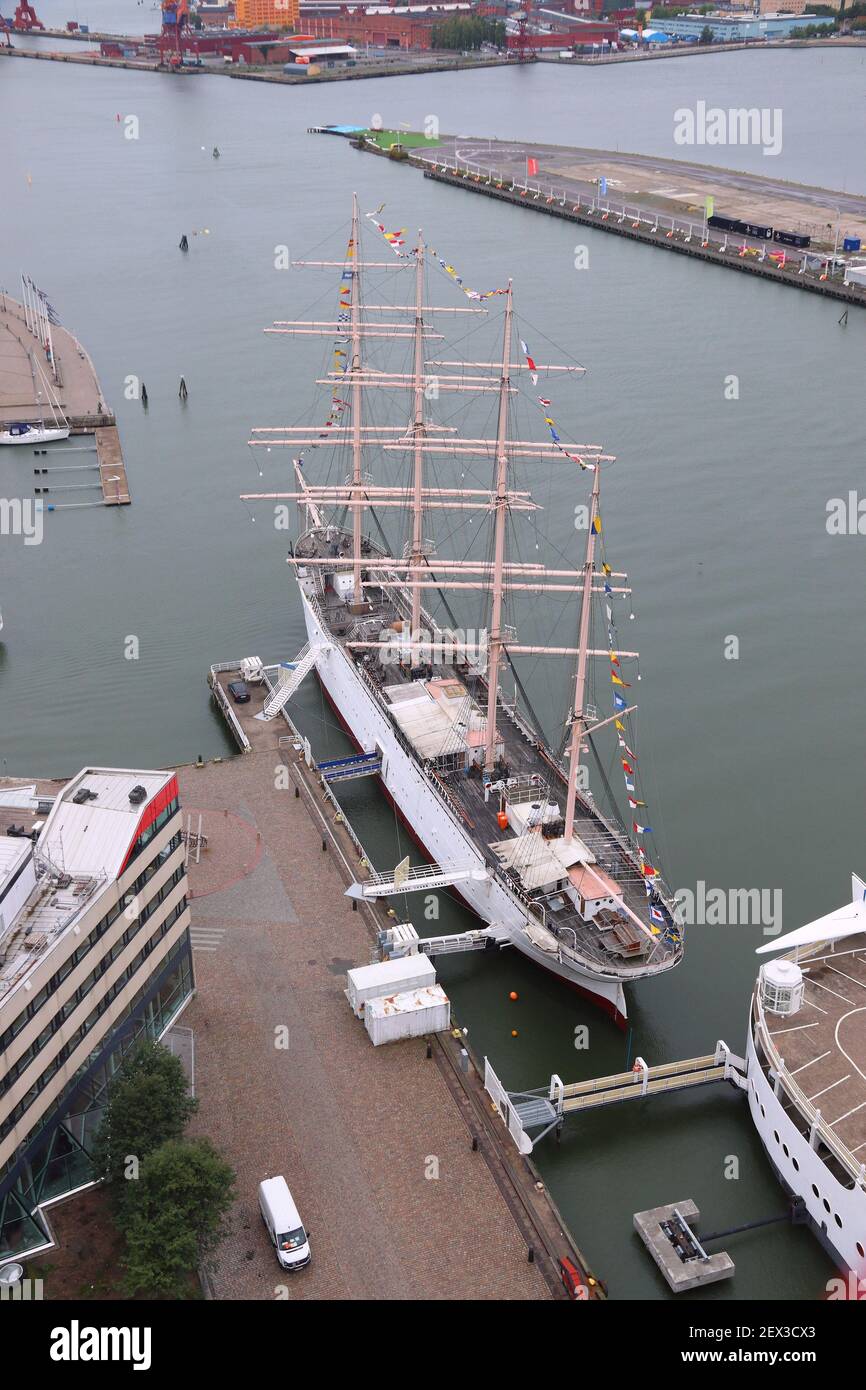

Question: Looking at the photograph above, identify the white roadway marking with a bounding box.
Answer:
[808,1074,851,1102]
[806,976,854,1005]
[768,1022,821,1036]
[834,1006,866,1085]
[827,965,866,991]
[829,1099,866,1128]
[802,995,828,1015]
[789,1047,833,1074]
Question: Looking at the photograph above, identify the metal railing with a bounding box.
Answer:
[208,663,251,753]
[419,157,845,266]
[306,589,677,976]
[754,994,866,1190]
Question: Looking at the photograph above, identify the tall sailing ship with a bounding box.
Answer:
[243,195,683,1024]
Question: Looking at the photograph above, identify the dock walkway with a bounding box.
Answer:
[486,1043,747,1153]
[197,663,601,1298]
[352,135,866,306]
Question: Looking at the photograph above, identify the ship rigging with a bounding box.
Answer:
[241,194,683,1023]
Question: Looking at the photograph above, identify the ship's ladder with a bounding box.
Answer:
[256,642,329,722]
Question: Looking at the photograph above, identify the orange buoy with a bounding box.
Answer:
[509,991,518,1002]
[511,1029,519,1038]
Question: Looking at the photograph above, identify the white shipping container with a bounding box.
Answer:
[364,984,451,1047]
[346,954,435,1017]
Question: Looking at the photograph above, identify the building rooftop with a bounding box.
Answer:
[0,768,175,1006]
[287,42,357,55]
[39,768,172,880]
[384,678,490,759]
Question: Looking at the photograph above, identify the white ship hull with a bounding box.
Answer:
[302,591,629,1023]
[745,1021,866,1280]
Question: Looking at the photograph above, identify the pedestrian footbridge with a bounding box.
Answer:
[484,1043,747,1154]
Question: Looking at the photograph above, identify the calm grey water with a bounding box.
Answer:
[2,53,864,1299]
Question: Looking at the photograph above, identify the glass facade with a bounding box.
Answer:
[0,937,194,1262]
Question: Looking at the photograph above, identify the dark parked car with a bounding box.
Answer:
[227,680,250,704]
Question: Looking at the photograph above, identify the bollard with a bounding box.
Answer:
[471,1136,479,1152]
[295,787,300,798]
[321,838,327,852]
[426,1041,432,1059]
[527,1247,535,1264]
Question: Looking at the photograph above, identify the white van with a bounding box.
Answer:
[258,1177,311,1271]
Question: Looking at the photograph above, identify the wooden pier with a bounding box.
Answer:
[0,292,130,506]
[94,426,129,505]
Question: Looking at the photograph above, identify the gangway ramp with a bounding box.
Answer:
[319,752,382,784]
[345,858,489,901]
[485,1043,747,1153]
[557,1051,737,1115]
[381,923,510,958]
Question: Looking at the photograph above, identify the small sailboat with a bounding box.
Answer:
[0,351,70,446]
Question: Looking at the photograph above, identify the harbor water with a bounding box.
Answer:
[1,51,864,1298]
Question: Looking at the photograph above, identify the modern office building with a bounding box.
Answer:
[0,768,193,1262]
[658,12,833,39]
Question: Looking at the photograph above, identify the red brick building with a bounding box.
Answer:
[300,4,474,49]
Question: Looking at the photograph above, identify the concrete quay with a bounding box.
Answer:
[634,1200,734,1293]
[354,134,866,306]
[178,670,601,1300]
[0,294,129,505]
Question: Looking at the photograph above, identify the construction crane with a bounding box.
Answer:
[161,0,191,67]
[512,0,535,63]
[3,1,45,30]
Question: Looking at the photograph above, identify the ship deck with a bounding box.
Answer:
[437,689,675,974]
[302,551,679,978]
[759,935,866,1179]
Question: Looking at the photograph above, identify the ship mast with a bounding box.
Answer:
[484,281,514,772]
[564,465,601,841]
[409,230,426,635]
[349,192,363,607]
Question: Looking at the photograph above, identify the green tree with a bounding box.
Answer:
[430,16,505,50]
[91,1041,197,1196]
[699,25,714,44]
[119,1139,236,1298]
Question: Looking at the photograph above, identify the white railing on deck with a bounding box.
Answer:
[755,995,866,1189]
